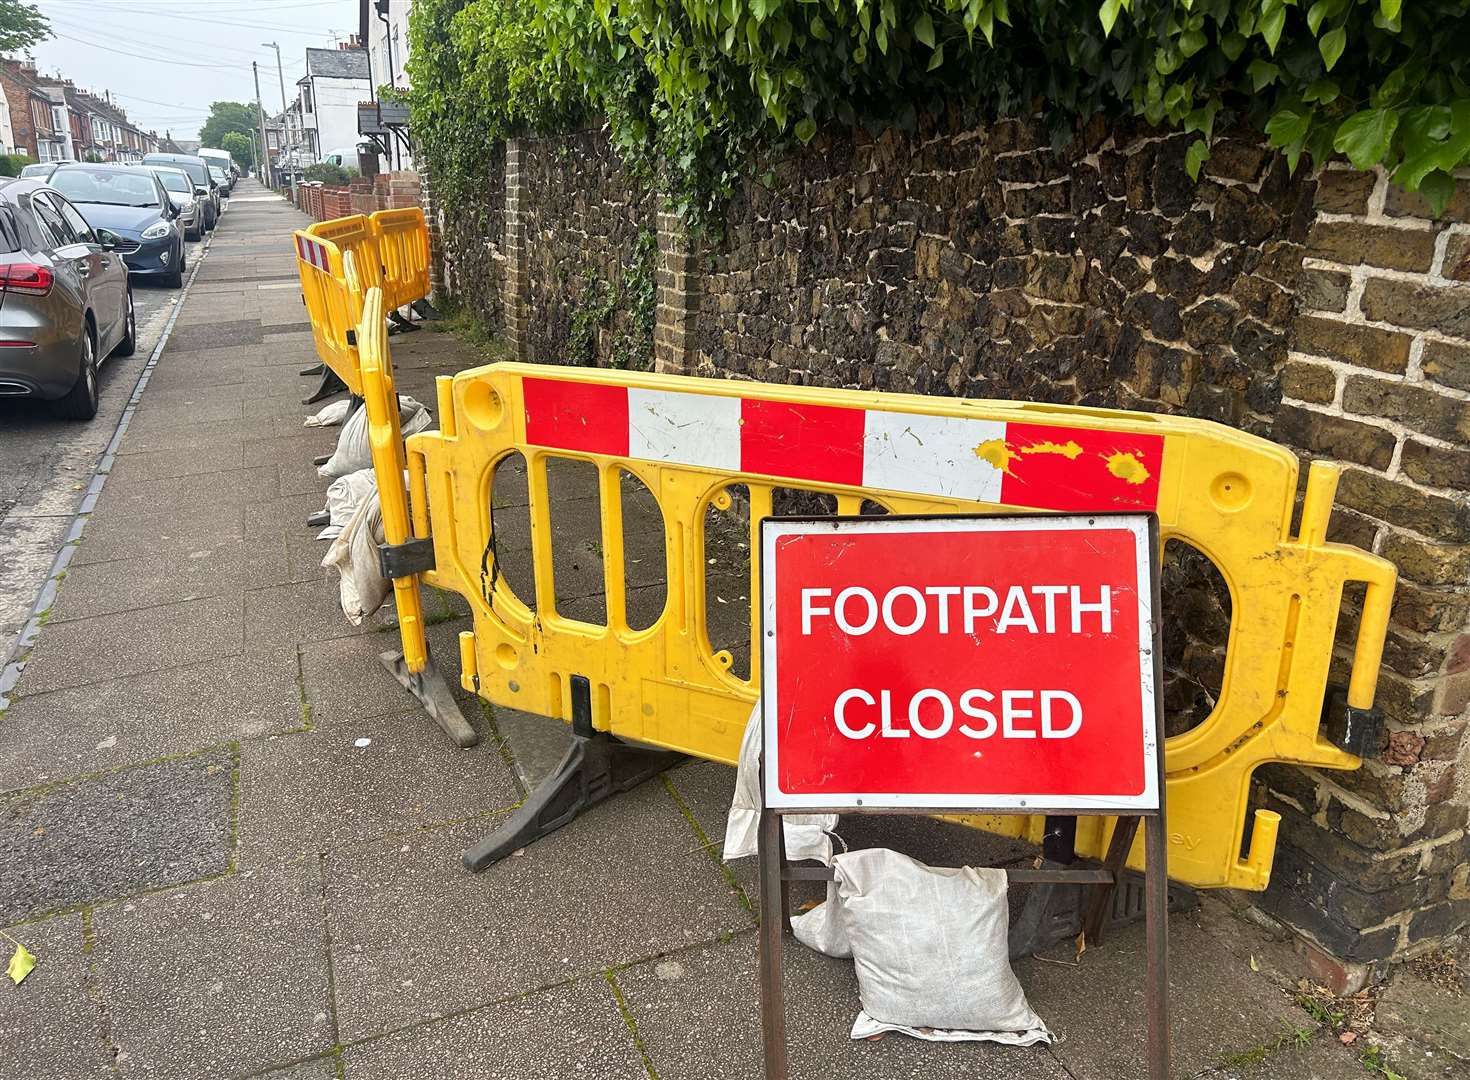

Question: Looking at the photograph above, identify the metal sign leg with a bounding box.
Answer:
[758,808,789,1080]
[1146,812,1170,1080]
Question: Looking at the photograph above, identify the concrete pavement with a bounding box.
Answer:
[0,179,1427,1079]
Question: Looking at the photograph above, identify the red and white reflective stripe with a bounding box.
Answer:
[295,234,330,272]
[521,377,1164,512]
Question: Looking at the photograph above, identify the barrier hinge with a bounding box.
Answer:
[377,538,435,579]
[1322,686,1384,759]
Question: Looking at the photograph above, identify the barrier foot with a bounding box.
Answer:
[1008,861,1195,959]
[387,308,420,333]
[462,696,685,872]
[379,648,480,749]
[306,510,329,528]
[299,362,324,376]
[312,453,331,466]
[411,299,443,321]
[302,366,347,405]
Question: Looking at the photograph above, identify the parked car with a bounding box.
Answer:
[198,147,235,191]
[48,163,187,288]
[208,164,231,198]
[149,165,201,241]
[18,162,63,179]
[0,177,134,419]
[141,152,219,232]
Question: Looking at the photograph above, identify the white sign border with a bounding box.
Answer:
[760,513,1162,813]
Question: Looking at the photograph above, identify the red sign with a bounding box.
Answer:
[760,515,1160,811]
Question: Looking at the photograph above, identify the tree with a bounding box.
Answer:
[0,0,49,53]
[198,102,261,150]
[221,131,254,169]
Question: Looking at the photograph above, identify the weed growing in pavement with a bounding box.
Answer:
[1360,1046,1408,1080]
[427,299,513,361]
[1217,1023,1318,1069]
[1295,992,1347,1028]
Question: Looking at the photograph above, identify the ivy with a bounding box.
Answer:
[567,228,658,368]
[410,0,1470,229]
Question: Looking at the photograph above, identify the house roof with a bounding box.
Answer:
[304,47,369,81]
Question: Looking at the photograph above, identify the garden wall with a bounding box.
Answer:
[429,119,1470,983]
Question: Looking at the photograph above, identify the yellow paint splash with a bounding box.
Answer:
[1018,439,1084,460]
[974,438,1018,475]
[1103,451,1151,485]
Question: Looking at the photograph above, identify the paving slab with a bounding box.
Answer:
[123,397,245,433]
[112,418,250,456]
[48,538,291,623]
[244,579,381,651]
[236,709,519,865]
[1374,970,1470,1072]
[250,1058,338,1080]
[104,442,247,483]
[164,319,265,351]
[1019,911,1329,1080]
[71,502,245,566]
[618,932,1071,1080]
[0,746,236,923]
[0,649,302,790]
[92,862,334,1080]
[16,593,244,696]
[98,465,279,510]
[0,914,112,1080]
[324,782,754,1041]
[341,976,645,1080]
[299,627,455,728]
[244,493,334,538]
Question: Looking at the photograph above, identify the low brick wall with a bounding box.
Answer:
[294,171,422,222]
[441,117,1470,977]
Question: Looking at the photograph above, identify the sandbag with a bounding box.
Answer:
[318,400,433,480]
[317,468,376,541]
[791,881,851,959]
[722,702,835,866]
[304,398,352,427]
[321,489,390,623]
[833,847,1050,1044]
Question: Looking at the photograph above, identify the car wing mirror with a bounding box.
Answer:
[95,229,119,251]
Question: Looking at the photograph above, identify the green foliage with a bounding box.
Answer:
[0,153,31,177]
[411,0,1470,225]
[198,102,262,152]
[0,0,48,53]
[303,162,354,184]
[220,131,255,169]
[567,227,657,368]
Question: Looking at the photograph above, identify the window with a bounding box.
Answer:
[301,84,313,113]
[53,196,96,245]
[31,194,77,248]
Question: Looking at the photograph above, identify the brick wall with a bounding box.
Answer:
[295,171,423,223]
[0,63,39,159]
[440,117,1470,972]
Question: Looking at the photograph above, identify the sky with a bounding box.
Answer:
[26,0,357,140]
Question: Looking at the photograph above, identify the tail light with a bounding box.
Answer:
[0,263,54,296]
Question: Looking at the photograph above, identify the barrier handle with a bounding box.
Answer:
[1347,572,1395,710]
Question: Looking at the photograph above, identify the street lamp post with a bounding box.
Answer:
[262,41,292,194]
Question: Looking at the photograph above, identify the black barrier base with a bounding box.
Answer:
[411,299,443,321]
[387,309,420,334]
[302,366,348,404]
[300,362,324,376]
[379,647,480,748]
[462,728,685,872]
[1008,859,1196,958]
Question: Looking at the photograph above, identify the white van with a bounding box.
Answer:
[197,147,235,191]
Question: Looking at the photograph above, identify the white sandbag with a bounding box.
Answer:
[791,881,851,958]
[321,489,390,623]
[317,468,377,541]
[833,847,1050,1044]
[318,401,433,480]
[722,702,836,865]
[304,398,352,427]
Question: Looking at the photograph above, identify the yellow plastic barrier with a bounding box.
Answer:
[356,286,427,673]
[371,207,431,311]
[408,364,1396,891]
[308,213,384,293]
[292,230,365,396]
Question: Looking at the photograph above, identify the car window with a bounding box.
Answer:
[31,194,78,248]
[155,170,191,194]
[49,169,162,208]
[0,207,21,254]
[52,195,97,245]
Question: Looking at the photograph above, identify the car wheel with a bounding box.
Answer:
[114,287,137,356]
[165,245,184,288]
[52,326,99,420]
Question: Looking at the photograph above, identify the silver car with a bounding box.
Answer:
[150,165,201,241]
[0,178,134,419]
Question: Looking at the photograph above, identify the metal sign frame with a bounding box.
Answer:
[755,511,1170,1080]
